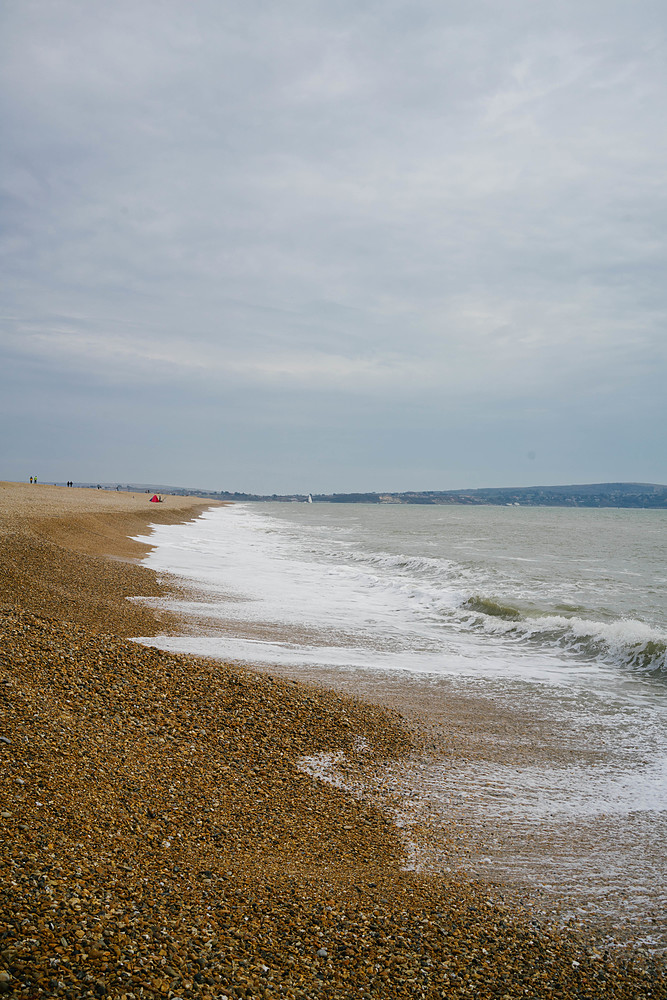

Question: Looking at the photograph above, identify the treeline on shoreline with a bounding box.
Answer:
[80,481,667,508]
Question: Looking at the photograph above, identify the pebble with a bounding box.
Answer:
[2,604,664,999]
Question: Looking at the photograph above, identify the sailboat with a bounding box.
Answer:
[306,494,313,503]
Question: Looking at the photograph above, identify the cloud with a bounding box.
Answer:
[0,0,665,487]
[2,319,432,391]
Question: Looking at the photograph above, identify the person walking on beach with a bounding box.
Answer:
[29,477,33,484]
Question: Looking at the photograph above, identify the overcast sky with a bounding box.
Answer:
[1,0,665,492]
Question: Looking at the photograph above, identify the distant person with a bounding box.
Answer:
[29,476,33,484]
[34,476,37,484]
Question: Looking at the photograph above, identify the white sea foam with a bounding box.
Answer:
[460,609,667,674]
[134,503,667,679]
[133,502,667,949]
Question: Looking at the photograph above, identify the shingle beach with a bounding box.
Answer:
[1,483,664,999]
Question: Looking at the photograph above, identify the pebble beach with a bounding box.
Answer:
[1,483,665,999]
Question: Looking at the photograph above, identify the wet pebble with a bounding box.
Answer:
[2,607,663,999]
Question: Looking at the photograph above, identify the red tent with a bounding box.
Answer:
[149,494,160,503]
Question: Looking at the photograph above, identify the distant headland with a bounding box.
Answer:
[69,482,667,508]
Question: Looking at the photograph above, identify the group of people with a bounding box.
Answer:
[29,478,78,486]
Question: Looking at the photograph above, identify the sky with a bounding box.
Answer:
[1,0,666,493]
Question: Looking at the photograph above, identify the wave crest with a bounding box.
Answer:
[463,595,522,620]
[462,603,667,675]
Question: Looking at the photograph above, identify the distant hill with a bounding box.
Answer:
[78,481,667,508]
[310,483,667,507]
[400,482,667,508]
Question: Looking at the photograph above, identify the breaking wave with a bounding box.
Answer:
[140,504,667,683]
[342,544,667,676]
[462,596,522,621]
[347,549,456,577]
[459,600,667,675]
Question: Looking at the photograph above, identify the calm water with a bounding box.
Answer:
[134,503,667,950]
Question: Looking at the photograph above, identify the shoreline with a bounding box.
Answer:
[0,482,217,637]
[133,505,667,957]
[1,482,664,998]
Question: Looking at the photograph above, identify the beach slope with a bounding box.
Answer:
[0,484,663,998]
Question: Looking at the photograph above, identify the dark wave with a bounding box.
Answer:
[463,595,522,620]
[460,599,667,675]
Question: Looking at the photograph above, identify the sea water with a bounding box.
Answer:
[134,503,667,950]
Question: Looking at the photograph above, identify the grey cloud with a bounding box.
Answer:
[1,0,665,489]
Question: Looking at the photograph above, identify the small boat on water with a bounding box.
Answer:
[306,494,313,503]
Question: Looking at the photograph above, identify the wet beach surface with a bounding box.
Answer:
[1,483,665,998]
[262,663,667,956]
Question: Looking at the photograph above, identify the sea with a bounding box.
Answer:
[134,502,667,953]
